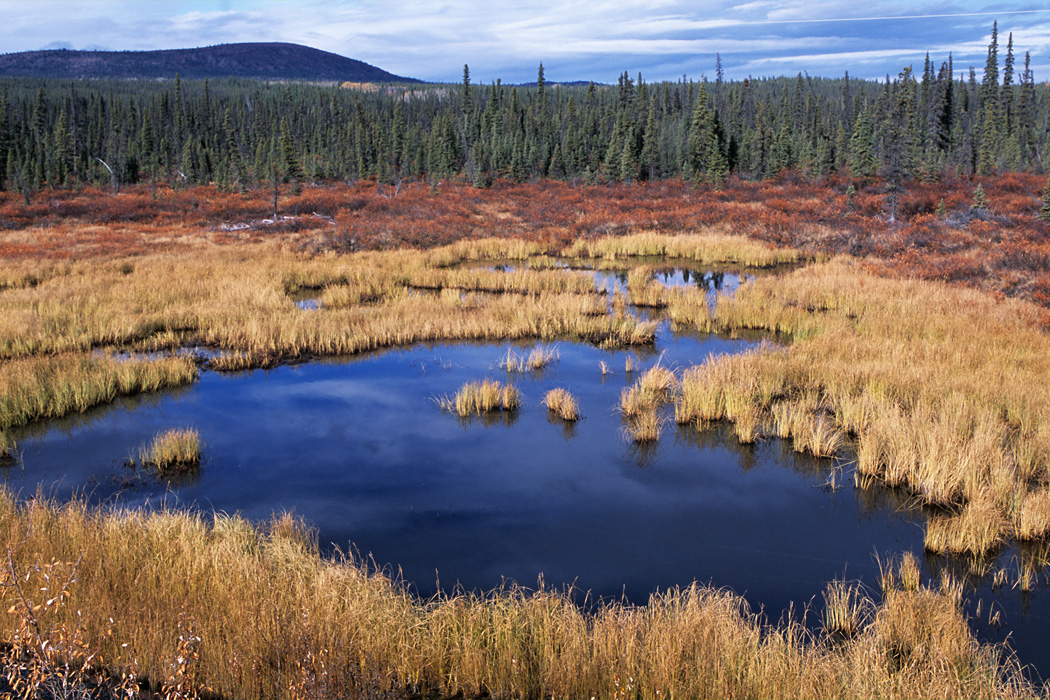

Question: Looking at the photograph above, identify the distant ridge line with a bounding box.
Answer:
[0,42,421,83]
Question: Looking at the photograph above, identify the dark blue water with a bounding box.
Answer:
[5,323,1049,680]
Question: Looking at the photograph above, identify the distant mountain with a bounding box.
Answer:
[0,42,420,83]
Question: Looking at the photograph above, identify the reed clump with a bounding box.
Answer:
[0,492,1036,700]
[622,409,664,444]
[499,345,559,373]
[924,495,1009,556]
[206,351,280,372]
[543,388,580,422]
[625,266,667,307]
[1017,489,1050,540]
[822,579,870,641]
[441,379,520,417]
[139,428,202,473]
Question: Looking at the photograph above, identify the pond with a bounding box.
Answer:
[5,265,1050,682]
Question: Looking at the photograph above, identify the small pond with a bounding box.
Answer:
[5,264,1050,681]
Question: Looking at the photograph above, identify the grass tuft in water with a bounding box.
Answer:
[139,428,202,473]
[439,379,520,417]
[622,409,664,444]
[822,579,868,641]
[499,346,559,373]
[544,388,580,422]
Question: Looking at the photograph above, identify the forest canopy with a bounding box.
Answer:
[0,23,1045,198]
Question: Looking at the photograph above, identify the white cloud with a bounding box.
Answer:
[0,0,1047,83]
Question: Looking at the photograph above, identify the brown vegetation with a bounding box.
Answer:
[0,493,1034,700]
[3,174,1049,310]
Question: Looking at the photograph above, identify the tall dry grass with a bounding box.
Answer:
[0,492,1034,700]
[565,230,806,268]
[675,255,1050,555]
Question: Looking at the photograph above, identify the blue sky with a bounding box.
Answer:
[3,0,1049,84]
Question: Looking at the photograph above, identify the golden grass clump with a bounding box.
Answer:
[441,379,520,417]
[621,365,677,424]
[791,415,845,458]
[1016,489,1050,541]
[924,495,1009,556]
[899,552,923,592]
[543,388,580,422]
[622,409,663,444]
[207,351,275,372]
[822,579,869,640]
[139,428,202,473]
[625,266,667,307]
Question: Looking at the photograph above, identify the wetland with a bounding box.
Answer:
[1,231,1049,698]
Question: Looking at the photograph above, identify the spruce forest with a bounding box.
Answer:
[1,24,1046,199]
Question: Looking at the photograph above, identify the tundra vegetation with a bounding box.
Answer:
[1,212,1050,696]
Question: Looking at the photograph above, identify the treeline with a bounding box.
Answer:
[0,23,1046,200]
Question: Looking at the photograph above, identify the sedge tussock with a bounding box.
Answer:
[139,428,202,473]
[207,351,275,372]
[622,409,663,444]
[625,266,666,307]
[791,415,844,458]
[442,380,520,417]
[1016,489,1050,540]
[544,388,580,422]
[733,404,762,444]
[822,579,870,640]
[924,495,1008,557]
[0,354,198,432]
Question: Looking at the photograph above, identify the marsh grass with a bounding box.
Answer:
[625,266,667,307]
[207,351,279,372]
[0,492,1035,700]
[440,379,520,417]
[498,345,559,373]
[0,354,198,432]
[565,230,804,268]
[622,409,664,444]
[543,388,580,422]
[1017,489,1050,540]
[139,428,202,473]
[925,496,1009,556]
[822,579,869,640]
[675,256,1050,554]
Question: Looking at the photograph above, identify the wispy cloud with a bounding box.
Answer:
[1,0,1047,84]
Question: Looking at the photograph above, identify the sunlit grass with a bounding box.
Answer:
[0,492,1035,700]
[139,428,202,473]
[439,379,520,417]
[543,388,580,422]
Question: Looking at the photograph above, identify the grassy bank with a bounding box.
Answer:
[0,493,1035,699]
[671,256,1050,558]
